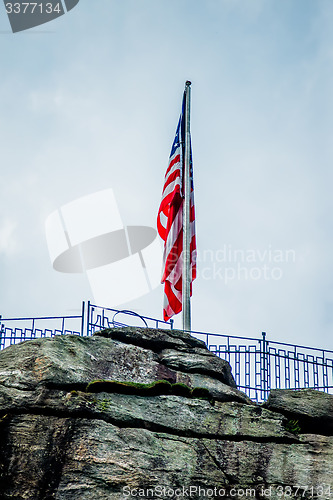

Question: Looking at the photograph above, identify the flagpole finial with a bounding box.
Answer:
[186,80,191,86]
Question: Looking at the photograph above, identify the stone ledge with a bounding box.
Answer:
[263,389,333,435]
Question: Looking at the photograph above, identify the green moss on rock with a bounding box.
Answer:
[191,387,212,401]
[171,383,192,397]
[86,379,214,402]
[86,379,173,396]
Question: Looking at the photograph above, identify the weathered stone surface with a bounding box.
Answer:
[0,332,249,404]
[158,348,236,386]
[202,436,333,497]
[173,371,252,403]
[264,388,333,434]
[0,413,332,500]
[0,386,291,440]
[94,327,207,352]
[95,327,237,388]
[1,332,333,499]
[0,335,160,389]
[78,392,296,440]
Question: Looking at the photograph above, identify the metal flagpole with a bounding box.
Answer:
[182,81,192,332]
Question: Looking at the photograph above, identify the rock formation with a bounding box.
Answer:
[0,327,332,499]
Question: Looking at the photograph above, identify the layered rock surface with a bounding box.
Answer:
[0,328,332,499]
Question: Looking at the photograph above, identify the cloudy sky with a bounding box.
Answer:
[1,0,333,350]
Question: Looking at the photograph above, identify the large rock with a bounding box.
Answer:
[0,412,332,500]
[0,386,292,440]
[95,327,237,387]
[0,331,333,499]
[264,388,333,434]
[0,330,249,404]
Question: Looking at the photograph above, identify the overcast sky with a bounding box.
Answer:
[1,0,333,350]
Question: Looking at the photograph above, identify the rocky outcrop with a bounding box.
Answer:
[0,329,332,499]
[95,327,238,388]
[264,388,333,434]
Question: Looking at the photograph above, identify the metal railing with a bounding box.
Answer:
[192,330,333,402]
[86,302,174,335]
[0,301,173,351]
[0,303,332,402]
[0,307,86,350]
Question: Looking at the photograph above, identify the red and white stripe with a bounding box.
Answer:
[157,111,196,321]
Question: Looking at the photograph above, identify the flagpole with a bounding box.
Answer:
[183,81,192,332]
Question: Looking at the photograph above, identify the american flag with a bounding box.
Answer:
[157,92,196,321]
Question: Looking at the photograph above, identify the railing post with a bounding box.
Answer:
[86,301,91,336]
[102,307,106,329]
[80,301,85,336]
[322,349,328,392]
[261,331,268,400]
[0,320,3,350]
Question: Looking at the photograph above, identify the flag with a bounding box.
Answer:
[157,92,196,321]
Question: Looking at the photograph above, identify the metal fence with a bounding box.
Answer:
[0,301,173,351]
[0,309,85,350]
[0,303,332,402]
[192,330,333,402]
[86,302,174,335]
